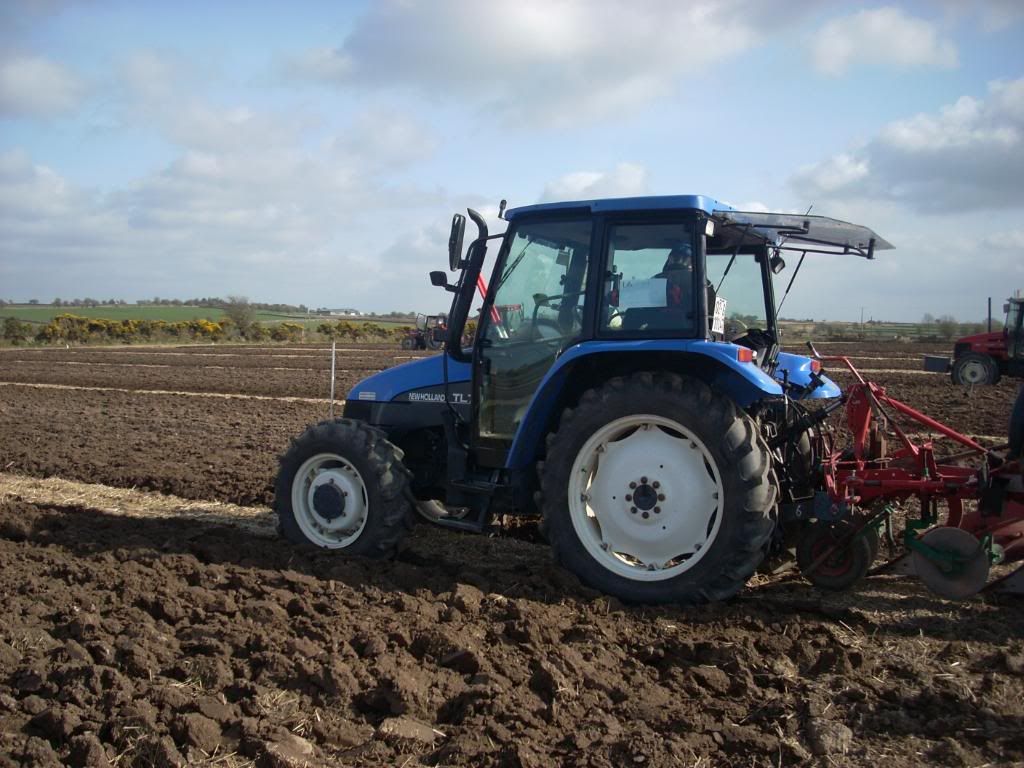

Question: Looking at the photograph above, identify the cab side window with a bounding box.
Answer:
[602,222,697,336]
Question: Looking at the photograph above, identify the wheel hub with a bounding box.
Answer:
[631,481,659,512]
[312,482,346,521]
[290,453,369,549]
[963,362,985,383]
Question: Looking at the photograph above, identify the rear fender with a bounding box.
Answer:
[775,352,841,399]
[505,340,783,470]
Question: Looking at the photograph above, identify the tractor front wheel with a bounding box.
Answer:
[540,372,776,604]
[952,352,1000,386]
[274,419,413,557]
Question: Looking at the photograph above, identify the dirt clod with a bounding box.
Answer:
[376,716,441,744]
[806,717,854,756]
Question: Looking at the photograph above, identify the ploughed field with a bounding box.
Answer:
[0,342,1021,767]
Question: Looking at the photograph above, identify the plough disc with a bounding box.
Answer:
[911,526,991,600]
[984,565,1024,594]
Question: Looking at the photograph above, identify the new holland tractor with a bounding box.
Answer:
[275,195,1024,603]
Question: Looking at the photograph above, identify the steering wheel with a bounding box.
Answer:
[724,317,748,341]
[528,316,565,341]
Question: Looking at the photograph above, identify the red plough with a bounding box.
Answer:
[795,347,1024,599]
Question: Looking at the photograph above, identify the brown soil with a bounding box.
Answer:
[1,341,1022,767]
[1,496,1022,768]
[0,385,321,506]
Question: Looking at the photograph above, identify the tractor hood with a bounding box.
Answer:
[347,353,471,404]
[957,330,1006,347]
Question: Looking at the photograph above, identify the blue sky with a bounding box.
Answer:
[1,0,1023,321]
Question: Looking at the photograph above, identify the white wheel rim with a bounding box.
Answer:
[568,414,725,582]
[960,360,986,383]
[291,452,369,548]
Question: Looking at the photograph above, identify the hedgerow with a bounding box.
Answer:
[2,313,416,346]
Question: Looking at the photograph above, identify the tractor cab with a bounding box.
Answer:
[1007,298,1024,362]
[435,198,886,463]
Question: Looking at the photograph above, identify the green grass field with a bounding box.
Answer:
[0,305,409,329]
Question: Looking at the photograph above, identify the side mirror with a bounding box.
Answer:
[1005,303,1011,314]
[769,255,786,274]
[448,214,466,271]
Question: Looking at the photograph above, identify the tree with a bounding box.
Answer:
[223,296,256,335]
[936,314,959,341]
[3,317,31,344]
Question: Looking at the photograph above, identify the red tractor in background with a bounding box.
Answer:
[400,314,447,350]
[925,297,1024,385]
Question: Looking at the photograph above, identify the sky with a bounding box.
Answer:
[1,0,1023,322]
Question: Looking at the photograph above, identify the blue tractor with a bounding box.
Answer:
[275,195,891,604]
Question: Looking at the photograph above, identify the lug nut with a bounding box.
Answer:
[641,476,648,484]
[652,481,660,489]
[629,481,637,489]
[657,494,665,501]
[630,506,637,514]
[654,506,661,514]
[642,512,650,519]
[625,494,632,502]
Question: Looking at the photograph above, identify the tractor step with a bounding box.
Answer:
[413,499,490,534]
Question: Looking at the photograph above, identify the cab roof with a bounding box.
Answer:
[504,195,732,221]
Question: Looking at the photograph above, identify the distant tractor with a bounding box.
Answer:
[925,297,1024,385]
[400,314,447,350]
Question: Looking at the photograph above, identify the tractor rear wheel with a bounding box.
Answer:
[400,337,415,350]
[952,353,1000,385]
[540,372,776,604]
[274,419,413,557]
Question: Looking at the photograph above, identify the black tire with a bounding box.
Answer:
[400,337,415,350]
[274,419,413,557]
[539,372,776,604]
[796,520,875,591]
[1010,385,1024,459]
[951,352,1000,385]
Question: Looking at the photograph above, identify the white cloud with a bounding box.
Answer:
[541,163,649,201]
[810,7,958,77]
[282,0,808,128]
[790,78,1024,212]
[0,51,455,310]
[0,53,84,118]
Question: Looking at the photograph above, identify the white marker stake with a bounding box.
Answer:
[329,340,336,419]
